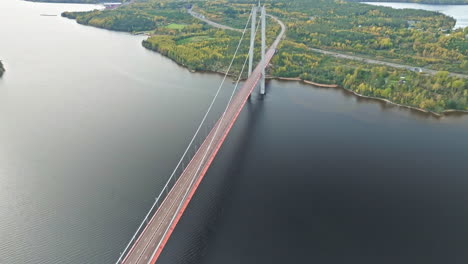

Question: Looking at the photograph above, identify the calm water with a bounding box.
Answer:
[0,1,234,263]
[364,2,468,28]
[1,1,468,264]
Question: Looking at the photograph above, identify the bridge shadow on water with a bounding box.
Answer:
[157,88,267,264]
[157,80,468,264]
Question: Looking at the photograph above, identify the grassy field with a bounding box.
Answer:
[166,23,186,30]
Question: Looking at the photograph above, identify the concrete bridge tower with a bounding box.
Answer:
[247,4,267,95]
[260,5,266,95]
[248,5,257,77]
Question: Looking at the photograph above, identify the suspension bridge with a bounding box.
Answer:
[117,5,286,264]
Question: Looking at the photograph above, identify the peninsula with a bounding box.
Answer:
[62,0,467,113]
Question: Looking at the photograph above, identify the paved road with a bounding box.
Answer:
[121,15,286,264]
[308,47,468,79]
[188,8,242,32]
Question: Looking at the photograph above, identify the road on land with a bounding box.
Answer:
[307,47,468,79]
[188,8,242,32]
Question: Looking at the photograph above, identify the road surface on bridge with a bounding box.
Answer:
[121,15,286,264]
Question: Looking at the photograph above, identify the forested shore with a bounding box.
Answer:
[62,0,468,113]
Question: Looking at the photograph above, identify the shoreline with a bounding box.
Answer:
[161,58,468,117]
[140,36,466,118]
[184,67,468,117]
[272,77,468,117]
[60,5,468,118]
[136,41,468,118]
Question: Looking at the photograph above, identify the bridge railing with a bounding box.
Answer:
[115,169,174,264]
[115,121,216,264]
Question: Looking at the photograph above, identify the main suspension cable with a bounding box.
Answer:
[116,11,253,264]
[147,11,262,264]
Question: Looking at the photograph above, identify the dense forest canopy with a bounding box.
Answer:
[62,0,468,113]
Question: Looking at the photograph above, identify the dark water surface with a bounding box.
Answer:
[158,82,468,264]
[0,1,233,263]
[1,1,468,264]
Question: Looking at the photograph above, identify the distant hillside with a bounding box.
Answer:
[350,0,468,4]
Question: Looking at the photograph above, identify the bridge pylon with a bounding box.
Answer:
[248,6,257,77]
[247,4,267,95]
[260,5,266,95]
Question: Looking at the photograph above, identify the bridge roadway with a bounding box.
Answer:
[121,17,285,264]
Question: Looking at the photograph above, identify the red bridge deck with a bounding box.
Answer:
[121,16,285,264]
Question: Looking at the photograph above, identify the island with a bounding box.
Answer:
[62,0,467,114]
[0,61,4,77]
